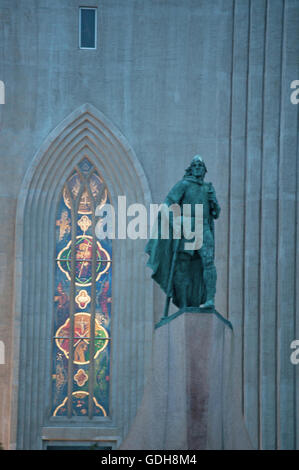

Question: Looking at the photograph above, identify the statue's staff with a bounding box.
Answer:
[163,237,180,318]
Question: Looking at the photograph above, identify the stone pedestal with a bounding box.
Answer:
[120,310,253,450]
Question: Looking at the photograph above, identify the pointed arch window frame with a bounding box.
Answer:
[11,104,153,449]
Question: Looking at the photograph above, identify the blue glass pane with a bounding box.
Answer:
[78,158,93,174]
[80,9,96,48]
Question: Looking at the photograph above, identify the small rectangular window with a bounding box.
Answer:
[79,7,97,49]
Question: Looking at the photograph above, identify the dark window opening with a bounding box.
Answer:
[79,8,97,49]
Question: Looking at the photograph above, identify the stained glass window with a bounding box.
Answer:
[52,158,112,418]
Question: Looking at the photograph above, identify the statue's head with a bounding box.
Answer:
[185,155,207,182]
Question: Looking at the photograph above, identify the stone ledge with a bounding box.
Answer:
[42,426,121,442]
[155,306,233,330]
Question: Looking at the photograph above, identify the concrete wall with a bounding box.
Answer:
[0,0,298,449]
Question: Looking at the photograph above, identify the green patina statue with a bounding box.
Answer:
[146,155,221,319]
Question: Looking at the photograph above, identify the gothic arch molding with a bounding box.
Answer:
[11,103,153,449]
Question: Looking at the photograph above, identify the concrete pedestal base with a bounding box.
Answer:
[120,311,253,450]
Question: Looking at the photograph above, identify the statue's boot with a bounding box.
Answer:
[173,269,189,309]
[200,299,215,309]
[200,265,216,309]
[173,254,191,309]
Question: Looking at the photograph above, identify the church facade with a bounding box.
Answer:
[0,0,298,449]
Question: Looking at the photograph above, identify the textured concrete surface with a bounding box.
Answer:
[121,312,252,450]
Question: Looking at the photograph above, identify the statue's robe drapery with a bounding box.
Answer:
[145,176,219,308]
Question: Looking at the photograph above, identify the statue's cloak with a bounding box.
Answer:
[145,177,215,308]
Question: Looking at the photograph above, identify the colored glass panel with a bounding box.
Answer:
[52,160,112,417]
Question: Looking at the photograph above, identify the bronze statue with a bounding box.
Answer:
[146,155,221,318]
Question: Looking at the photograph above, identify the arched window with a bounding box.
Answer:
[52,158,112,418]
[12,104,153,449]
